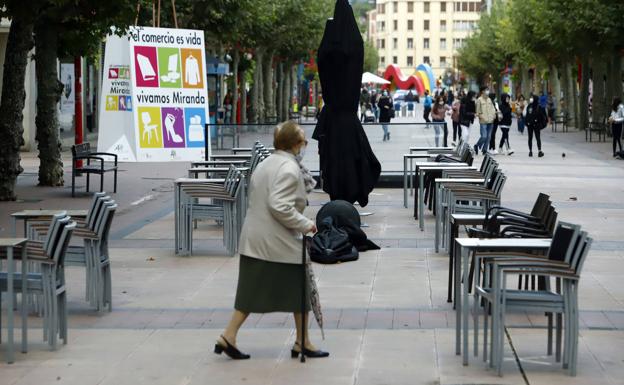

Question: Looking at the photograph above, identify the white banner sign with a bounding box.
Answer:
[128,26,209,161]
[97,33,136,161]
[60,63,75,115]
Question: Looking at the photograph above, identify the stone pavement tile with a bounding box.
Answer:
[365,309,394,329]
[145,309,183,329]
[434,328,525,385]
[310,309,342,330]
[580,311,614,329]
[394,310,420,329]
[202,309,234,329]
[338,309,368,330]
[255,313,289,328]
[604,312,624,330]
[509,329,624,385]
[420,311,448,328]
[174,309,213,329]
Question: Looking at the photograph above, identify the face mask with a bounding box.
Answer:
[383,92,388,96]
[438,101,444,105]
[529,98,534,103]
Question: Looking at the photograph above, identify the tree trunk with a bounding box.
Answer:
[591,54,607,124]
[550,64,561,113]
[0,13,34,200]
[275,61,283,122]
[612,52,623,101]
[283,61,291,120]
[561,60,574,128]
[579,55,590,129]
[34,21,64,186]
[520,65,531,98]
[263,51,274,121]
[240,69,248,124]
[232,50,239,124]
[250,48,264,123]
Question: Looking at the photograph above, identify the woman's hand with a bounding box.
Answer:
[308,224,318,234]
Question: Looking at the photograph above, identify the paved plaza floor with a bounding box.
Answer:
[1,116,624,385]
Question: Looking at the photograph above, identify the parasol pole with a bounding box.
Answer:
[300,234,306,363]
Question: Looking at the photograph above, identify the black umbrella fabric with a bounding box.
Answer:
[312,0,381,207]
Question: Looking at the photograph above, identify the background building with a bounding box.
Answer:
[367,0,484,85]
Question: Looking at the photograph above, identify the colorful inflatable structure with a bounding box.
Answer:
[382,63,436,95]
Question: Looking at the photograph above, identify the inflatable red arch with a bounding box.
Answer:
[382,64,425,95]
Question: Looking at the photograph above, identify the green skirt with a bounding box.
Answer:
[235,255,310,313]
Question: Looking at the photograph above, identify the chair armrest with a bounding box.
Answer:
[90,152,118,165]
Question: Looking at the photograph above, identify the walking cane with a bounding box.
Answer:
[300,234,306,363]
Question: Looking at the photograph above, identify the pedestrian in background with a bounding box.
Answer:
[488,92,501,154]
[498,93,514,155]
[431,95,451,147]
[524,94,547,157]
[216,121,328,360]
[547,91,556,126]
[475,86,496,155]
[515,94,526,134]
[370,89,379,122]
[608,97,624,157]
[359,87,369,122]
[459,90,476,144]
[423,90,432,126]
[378,89,393,141]
[451,97,462,145]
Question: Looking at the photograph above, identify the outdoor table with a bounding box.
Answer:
[415,164,473,230]
[188,167,249,179]
[191,160,247,168]
[402,154,438,207]
[0,238,28,363]
[174,178,226,253]
[231,147,274,154]
[409,146,454,153]
[209,154,253,160]
[10,210,88,237]
[453,237,551,366]
[434,179,485,253]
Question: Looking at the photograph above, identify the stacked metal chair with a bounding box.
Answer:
[473,222,592,376]
[0,214,76,349]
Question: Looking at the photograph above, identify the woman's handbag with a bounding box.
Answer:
[389,107,396,119]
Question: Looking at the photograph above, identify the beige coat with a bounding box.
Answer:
[476,95,496,124]
[238,150,314,264]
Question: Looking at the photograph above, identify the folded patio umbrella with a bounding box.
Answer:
[312,0,381,207]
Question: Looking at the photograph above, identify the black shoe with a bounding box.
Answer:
[529,151,533,157]
[538,151,544,157]
[214,335,250,360]
[291,344,330,359]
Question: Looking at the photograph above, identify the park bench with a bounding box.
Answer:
[71,143,118,197]
[585,118,608,142]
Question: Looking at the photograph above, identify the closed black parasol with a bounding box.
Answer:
[312,0,381,207]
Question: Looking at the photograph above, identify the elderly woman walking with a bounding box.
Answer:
[215,121,329,360]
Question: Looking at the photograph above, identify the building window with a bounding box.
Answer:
[455,2,460,12]
[408,20,414,30]
[424,20,430,31]
[462,2,468,12]
[380,21,385,32]
[440,38,446,50]
[469,2,476,12]
[440,20,446,32]
[440,1,446,12]
[424,1,430,12]
[407,38,413,49]
[453,38,464,49]
[393,20,398,31]
[393,38,398,49]
[423,38,430,49]
[392,56,398,65]
[407,1,414,12]
[393,1,398,13]
[423,56,430,64]
[440,56,447,67]
[380,39,385,49]
[407,56,414,67]
[381,56,386,66]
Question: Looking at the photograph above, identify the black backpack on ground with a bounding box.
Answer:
[309,217,359,264]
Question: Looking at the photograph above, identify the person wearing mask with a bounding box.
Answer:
[431,95,451,147]
[359,87,369,122]
[488,92,501,154]
[370,89,379,122]
[459,90,476,143]
[451,97,462,145]
[515,95,526,134]
[378,89,393,141]
[497,93,514,155]
[447,90,455,107]
[405,90,416,117]
[475,86,496,155]
[608,97,624,157]
[423,90,433,126]
[523,94,547,157]
[216,121,328,360]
